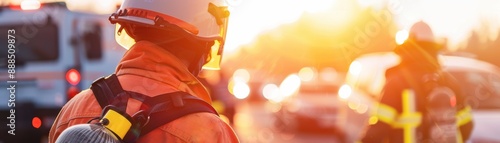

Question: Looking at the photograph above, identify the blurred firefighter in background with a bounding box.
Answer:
[361,21,473,143]
[49,0,239,142]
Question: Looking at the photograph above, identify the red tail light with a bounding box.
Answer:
[66,69,81,85]
[32,116,41,129]
[450,95,456,107]
[67,86,79,100]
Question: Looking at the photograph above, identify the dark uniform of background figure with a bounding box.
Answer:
[361,21,473,143]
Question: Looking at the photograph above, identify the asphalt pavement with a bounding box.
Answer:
[232,101,340,143]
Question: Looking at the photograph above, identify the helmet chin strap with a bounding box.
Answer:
[187,41,213,76]
[188,54,207,76]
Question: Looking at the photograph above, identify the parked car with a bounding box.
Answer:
[274,81,342,135]
[338,52,500,142]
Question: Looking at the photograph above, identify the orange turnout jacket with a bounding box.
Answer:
[49,41,239,143]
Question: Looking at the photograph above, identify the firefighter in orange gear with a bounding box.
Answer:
[49,0,239,142]
[361,21,473,143]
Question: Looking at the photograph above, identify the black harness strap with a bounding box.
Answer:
[90,74,219,142]
[140,92,219,135]
[91,74,124,108]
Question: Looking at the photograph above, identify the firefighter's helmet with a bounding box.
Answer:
[395,21,442,64]
[109,0,230,69]
[408,21,435,43]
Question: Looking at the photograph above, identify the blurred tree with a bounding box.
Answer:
[461,20,500,67]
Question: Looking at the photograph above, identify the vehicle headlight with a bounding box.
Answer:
[338,84,352,100]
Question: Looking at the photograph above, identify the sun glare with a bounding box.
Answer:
[304,0,336,13]
[224,0,336,55]
[395,30,409,45]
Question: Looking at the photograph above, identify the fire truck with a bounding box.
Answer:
[0,1,125,142]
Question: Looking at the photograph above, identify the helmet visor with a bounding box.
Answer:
[202,12,229,70]
[114,23,136,50]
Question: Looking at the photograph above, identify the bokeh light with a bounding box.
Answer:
[279,74,301,97]
[348,61,362,76]
[338,84,352,99]
[298,67,315,82]
[233,69,250,83]
[233,81,250,99]
[395,30,409,45]
[262,83,284,103]
[319,67,338,82]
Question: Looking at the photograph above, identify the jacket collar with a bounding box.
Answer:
[114,41,211,103]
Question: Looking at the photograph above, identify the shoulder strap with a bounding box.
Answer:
[140,91,219,136]
[90,74,219,142]
[90,74,125,108]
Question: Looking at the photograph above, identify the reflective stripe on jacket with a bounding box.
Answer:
[362,65,473,143]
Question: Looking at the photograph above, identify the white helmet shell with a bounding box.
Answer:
[112,0,229,38]
[109,0,230,69]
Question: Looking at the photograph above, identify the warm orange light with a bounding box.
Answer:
[228,78,235,95]
[319,67,338,82]
[219,115,230,125]
[21,0,41,10]
[32,117,42,129]
[224,0,337,55]
[298,67,315,82]
[233,69,250,83]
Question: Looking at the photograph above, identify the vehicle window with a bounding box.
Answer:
[84,23,102,60]
[0,20,59,65]
[352,66,386,99]
[450,71,500,109]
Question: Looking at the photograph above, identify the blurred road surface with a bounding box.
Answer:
[233,101,340,143]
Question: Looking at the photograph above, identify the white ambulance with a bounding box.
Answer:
[0,1,125,142]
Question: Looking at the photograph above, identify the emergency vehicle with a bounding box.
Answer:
[0,1,125,142]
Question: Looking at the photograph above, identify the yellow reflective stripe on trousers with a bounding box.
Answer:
[457,129,463,143]
[374,89,421,143]
[455,106,471,143]
[400,89,420,143]
[456,106,472,126]
[372,89,421,143]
